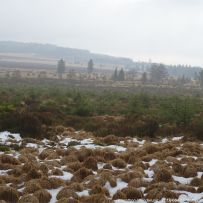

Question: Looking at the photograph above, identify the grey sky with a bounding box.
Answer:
[0,0,203,66]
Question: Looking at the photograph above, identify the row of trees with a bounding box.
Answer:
[57,59,94,78]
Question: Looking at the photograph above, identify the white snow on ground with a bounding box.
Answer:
[115,200,147,203]
[50,171,73,180]
[172,136,183,141]
[174,190,203,202]
[132,138,145,145]
[26,143,38,148]
[144,169,154,178]
[105,178,128,197]
[76,190,89,197]
[0,131,21,143]
[198,172,203,178]
[162,138,168,143]
[48,187,62,203]
[172,175,193,184]
[74,143,126,152]
[97,162,106,169]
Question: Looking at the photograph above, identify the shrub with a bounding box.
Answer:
[71,167,93,182]
[121,187,143,199]
[83,156,98,170]
[0,145,10,152]
[18,194,39,203]
[153,168,172,182]
[34,189,52,203]
[111,159,126,169]
[112,190,126,200]
[56,187,78,200]
[0,186,19,203]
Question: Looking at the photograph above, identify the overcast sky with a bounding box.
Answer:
[0,0,203,66]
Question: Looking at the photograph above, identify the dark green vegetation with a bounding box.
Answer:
[0,78,203,140]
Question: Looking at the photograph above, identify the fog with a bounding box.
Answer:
[0,0,203,66]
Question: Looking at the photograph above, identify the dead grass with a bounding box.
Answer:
[56,187,78,200]
[56,198,80,203]
[23,180,42,194]
[83,156,98,170]
[0,154,20,165]
[38,177,65,189]
[39,163,49,175]
[112,190,126,200]
[177,184,196,193]
[153,168,172,182]
[18,194,39,203]
[120,171,143,183]
[39,149,55,160]
[89,184,110,196]
[80,194,113,203]
[34,189,52,203]
[146,188,178,200]
[128,178,148,188]
[26,168,42,180]
[60,155,78,165]
[182,166,197,178]
[103,163,112,170]
[121,187,143,199]
[111,158,126,168]
[102,135,119,145]
[190,177,202,187]
[144,144,159,154]
[51,168,63,176]
[71,167,93,182]
[67,182,84,192]
[0,186,19,203]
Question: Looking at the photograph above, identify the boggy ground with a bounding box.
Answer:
[0,126,203,203]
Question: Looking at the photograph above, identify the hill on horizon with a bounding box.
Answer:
[0,41,134,67]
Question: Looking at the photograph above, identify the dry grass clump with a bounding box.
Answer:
[120,171,143,183]
[103,163,112,170]
[89,184,109,196]
[60,155,78,165]
[71,167,93,182]
[33,189,52,203]
[51,168,63,176]
[121,187,143,199]
[103,150,116,161]
[153,168,172,182]
[0,186,19,203]
[102,135,119,145]
[39,164,49,175]
[7,166,22,177]
[23,180,42,194]
[177,184,196,193]
[0,163,15,170]
[182,165,197,178]
[0,154,20,165]
[80,194,113,203]
[128,178,148,188]
[182,142,201,156]
[197,186,203,193]
[77,148,94,162]
[172,163,184,176]
[26,168,42,180]
[112,190,126,200]
[39,148,55,160]
[83,156,98,170]
[190,177,203,187]
[144,144,159,154]
[111,158,126,168]
[18,194,39,203]
[146,188,178,200]
[56,198,80,203]
[67,182,84,192]
[56,187,78,200]
[66,162,83,172]
[38,177,65,189]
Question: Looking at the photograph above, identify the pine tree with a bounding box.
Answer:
[118,68,125,81]
[57,59,65,79]
[87,59,94,74]
[112,67,118,81]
